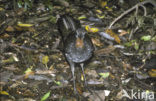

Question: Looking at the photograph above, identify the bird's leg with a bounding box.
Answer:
[80,63,94,97]
[80,63,87,87]
[69,61,77,93]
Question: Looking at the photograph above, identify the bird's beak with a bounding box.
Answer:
[76,37,84,48]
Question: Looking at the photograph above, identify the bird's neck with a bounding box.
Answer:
[75,37,84,49]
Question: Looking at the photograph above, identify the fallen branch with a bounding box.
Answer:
[108,0,156,29]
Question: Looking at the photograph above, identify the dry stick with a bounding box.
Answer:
[128,5,139,40]
[140,5,147,16]
[129,4,147,40]
[108,0,156,29]
[8,43,60,53]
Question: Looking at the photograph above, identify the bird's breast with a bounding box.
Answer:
[65,41,93,63]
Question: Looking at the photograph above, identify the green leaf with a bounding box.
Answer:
[47,5,53,11]
[99,72,110,78]
[152,35,156,42]
[24,66,33,74]
[141,35,151,41]
[124,42,132,47]
[50,16,57,24]
[41,91,51,101]
[124,40,138,48]
[54,80,61,86]
[78,16,86,20]
[1,57,14,64]
[134,42,139,50]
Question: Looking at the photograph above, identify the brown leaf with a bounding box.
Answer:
[94,45,116,56]
[118,29,129,36]
[148,69,156,77]
[91,38,102,47]
[105,29,121,43]
[5,26,14,32]
[0,33,10,38]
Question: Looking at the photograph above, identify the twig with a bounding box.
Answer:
[4,42,60,53]
[108,0,156,29]
[129,26,139,40]
[140,5,147,16]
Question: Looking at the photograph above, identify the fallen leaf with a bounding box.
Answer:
[0,33,10,38]
[5,26,14,32]
[118,29,129,36]
[42,56,49,65]
[141,35,151,41]
[0,91,9,96]
[41,91,51,101]
[105,29,121,43]
[96,9,102,14]
[78,16,86,20]
[24,66,34,79]
[15,26,23,31]
[99,72,110,78]
[17,23,33,27]
[91,38,102,47]
[148,69,156,77]
[54,80,61,86]
[105,6,113,11]
[94,45,116,56]
[100,1,107,8]
[0,7,4,11]
[85,25,99,33]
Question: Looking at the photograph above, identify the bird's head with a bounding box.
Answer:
[75,28,86,48]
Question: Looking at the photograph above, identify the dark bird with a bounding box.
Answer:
[57,14,94,93]
[57,14,81,42]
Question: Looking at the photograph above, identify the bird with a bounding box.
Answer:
[57,14,94,93]
[57,14,81,42]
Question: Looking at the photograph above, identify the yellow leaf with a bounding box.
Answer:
[0,91,9,95]
[42,56,49,65]
[100,1,107,8]
[0,7,4,11]
[17,23,33,27]
[81,74,84,81]
[96,14,105,19]
[96,10,102,14]
[106,6,112,11]
[85,25,99,33]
